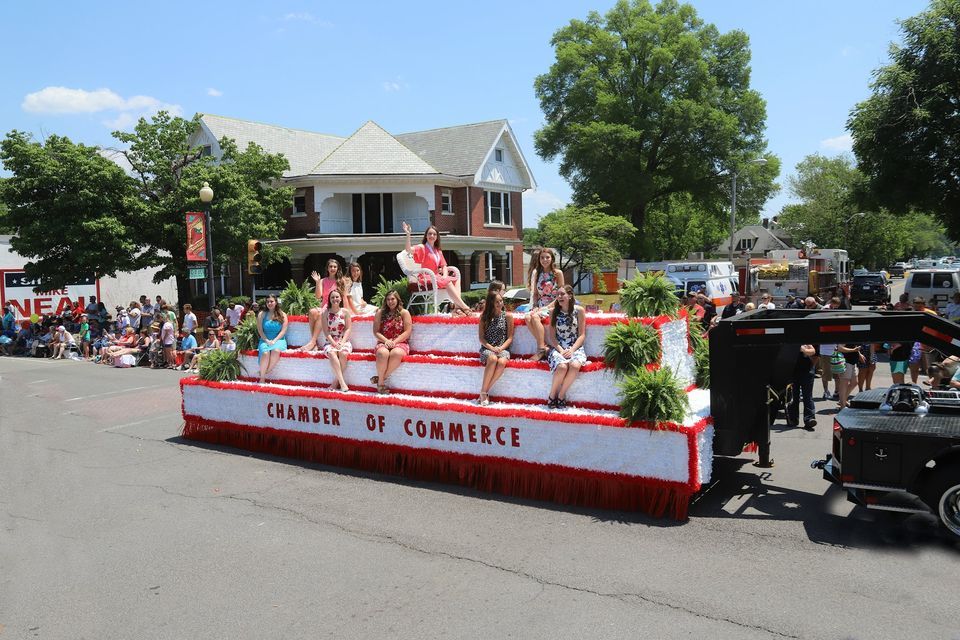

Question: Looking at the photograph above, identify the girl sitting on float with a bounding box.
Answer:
[321,289,353,392]
[546,285,586,408]
[257,294,288,384]
[526,248,564,361]
[347,262,376,316]
[477,290,514,405]
[371,290,412,394]
[402,221,471,315]
[301,258,344,351]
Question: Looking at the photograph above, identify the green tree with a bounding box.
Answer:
[776,153,952,268]
[533,0,779,258]
[644,193,734,260]
[0,132,140,286]
[531,202,636,289]
[848,0,960,237]
[1,112,291,301]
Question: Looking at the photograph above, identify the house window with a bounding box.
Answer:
[494,148,504,162]
[483,190,512,226]
[201,145,212,157]
[292,192,307,218]
[505,251,513,285]
[351,193,394,234]
[440,188,453,215]
[485,253,495,281]
[483,252,512,283]
[736,237,756,252]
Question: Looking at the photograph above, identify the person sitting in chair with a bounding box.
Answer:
[402,221,471,314]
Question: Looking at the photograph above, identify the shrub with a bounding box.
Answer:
[217,295,251,309]
[198,349,243,382]
[279,279,316,316]
[686,317,710,389]
[233,315,259,352]
[619,273,680,318]
[618,366,689,424]
[371,276,411,309]
[462,289,486,309]
[602,321,661,377]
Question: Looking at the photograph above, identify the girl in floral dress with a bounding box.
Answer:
[371,291,412,394]
[477,291,515,405]
[526,248,565,361]
[546,285,586,408]
[321,289,353,392]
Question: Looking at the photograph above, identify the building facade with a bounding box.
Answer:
[188,115,536,300]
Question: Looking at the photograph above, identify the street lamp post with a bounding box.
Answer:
[727,158,768,263]
[199,182,216,311]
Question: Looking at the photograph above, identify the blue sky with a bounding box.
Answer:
[0,0,930,227]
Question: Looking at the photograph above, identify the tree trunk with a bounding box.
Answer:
[630,201,648,258]
[175,274,192,310]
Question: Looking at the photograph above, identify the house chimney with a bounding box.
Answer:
[762,218,769,229]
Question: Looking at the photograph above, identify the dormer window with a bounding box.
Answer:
[494,148,504,162]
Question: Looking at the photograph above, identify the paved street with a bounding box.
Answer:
[2,281,959,640]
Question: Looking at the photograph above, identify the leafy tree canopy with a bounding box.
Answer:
[530,201,636,289]
[848,0,960,237]
[0,112,291,299]
[534,0,778,258]
[776,154,953,268]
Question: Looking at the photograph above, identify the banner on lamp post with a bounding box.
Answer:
[186,212,207,262]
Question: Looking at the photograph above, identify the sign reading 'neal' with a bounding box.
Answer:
[1,270,98,319]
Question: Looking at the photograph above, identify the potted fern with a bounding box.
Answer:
[198,349,244,382]
[602,321,661,377]
[280,279,317,315]
[618,366,689,424]
[619,273,681,318]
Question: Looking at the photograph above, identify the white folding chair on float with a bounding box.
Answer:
[395,250,461,314]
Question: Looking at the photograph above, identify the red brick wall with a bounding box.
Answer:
[469,187,522,240]
[433,186,465,234]
[282,186,317,238]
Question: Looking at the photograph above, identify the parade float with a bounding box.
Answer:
[181,276,713,519]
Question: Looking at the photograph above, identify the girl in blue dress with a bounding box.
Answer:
[257,294,288,383]
[546,285,586,408]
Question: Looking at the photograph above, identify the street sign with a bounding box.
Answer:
[189,266,207,280]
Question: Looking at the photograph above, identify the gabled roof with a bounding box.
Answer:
[199,114,344,177]
[396,120,508,177]
[310,121,438,175]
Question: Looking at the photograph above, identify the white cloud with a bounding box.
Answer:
[820,133,853,152]
[840,45,858,57]
[382,81,402,92]
[21,85,182,131]
[282,12,332,26]
[523,189,568,225]
[207,87,223,97]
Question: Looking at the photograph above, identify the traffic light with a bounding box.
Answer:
[247,240,263,275]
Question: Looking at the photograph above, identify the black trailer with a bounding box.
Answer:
[710,309,960,538]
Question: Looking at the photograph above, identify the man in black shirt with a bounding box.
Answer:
[788,343,819,429]
[721,292,744,319]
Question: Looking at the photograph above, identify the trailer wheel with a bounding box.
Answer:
[925,467,960,540]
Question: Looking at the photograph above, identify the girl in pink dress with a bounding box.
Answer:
[371,291,412,394]
[320,289,353,392]
[301,258,344,351]
[402,221,471,314]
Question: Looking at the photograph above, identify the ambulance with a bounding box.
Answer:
[662,261,739,310]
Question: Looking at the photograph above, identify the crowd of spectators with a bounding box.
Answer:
[0,295,251,371]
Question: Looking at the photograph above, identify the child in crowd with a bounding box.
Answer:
[321,289,353,392]
[546,285,586,408]
[477,290,514,405]
[79,314,91,359]
[371,290,411,394]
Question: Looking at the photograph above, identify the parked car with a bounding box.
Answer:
[905,269,960,313]
[887,262,907,278]
[850,272,891,305]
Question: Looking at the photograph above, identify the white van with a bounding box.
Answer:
[665,261,739,311]
[905,269,960,312]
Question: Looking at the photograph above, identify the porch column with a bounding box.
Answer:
[456,251,474,288]
[494,252,509,285]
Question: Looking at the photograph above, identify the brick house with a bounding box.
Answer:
[188,114,536,300]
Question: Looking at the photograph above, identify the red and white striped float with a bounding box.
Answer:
[181,312,711,518]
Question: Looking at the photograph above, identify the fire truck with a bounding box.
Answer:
[710,309,960,539]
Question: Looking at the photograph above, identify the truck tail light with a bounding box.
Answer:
[847,436,856,447]
[833,419,841,433]
[840,474,855,482]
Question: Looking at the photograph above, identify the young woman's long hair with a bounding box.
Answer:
[420,225,442,250]
[348,262,363,283]
[480,291,503,331]
[550,285,576,328]
[324,258,344,281]
[380,290,404,320]
[528,247,557,287]
[264,294,286,322]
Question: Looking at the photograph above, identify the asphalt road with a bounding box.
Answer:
[3,278,958,640]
